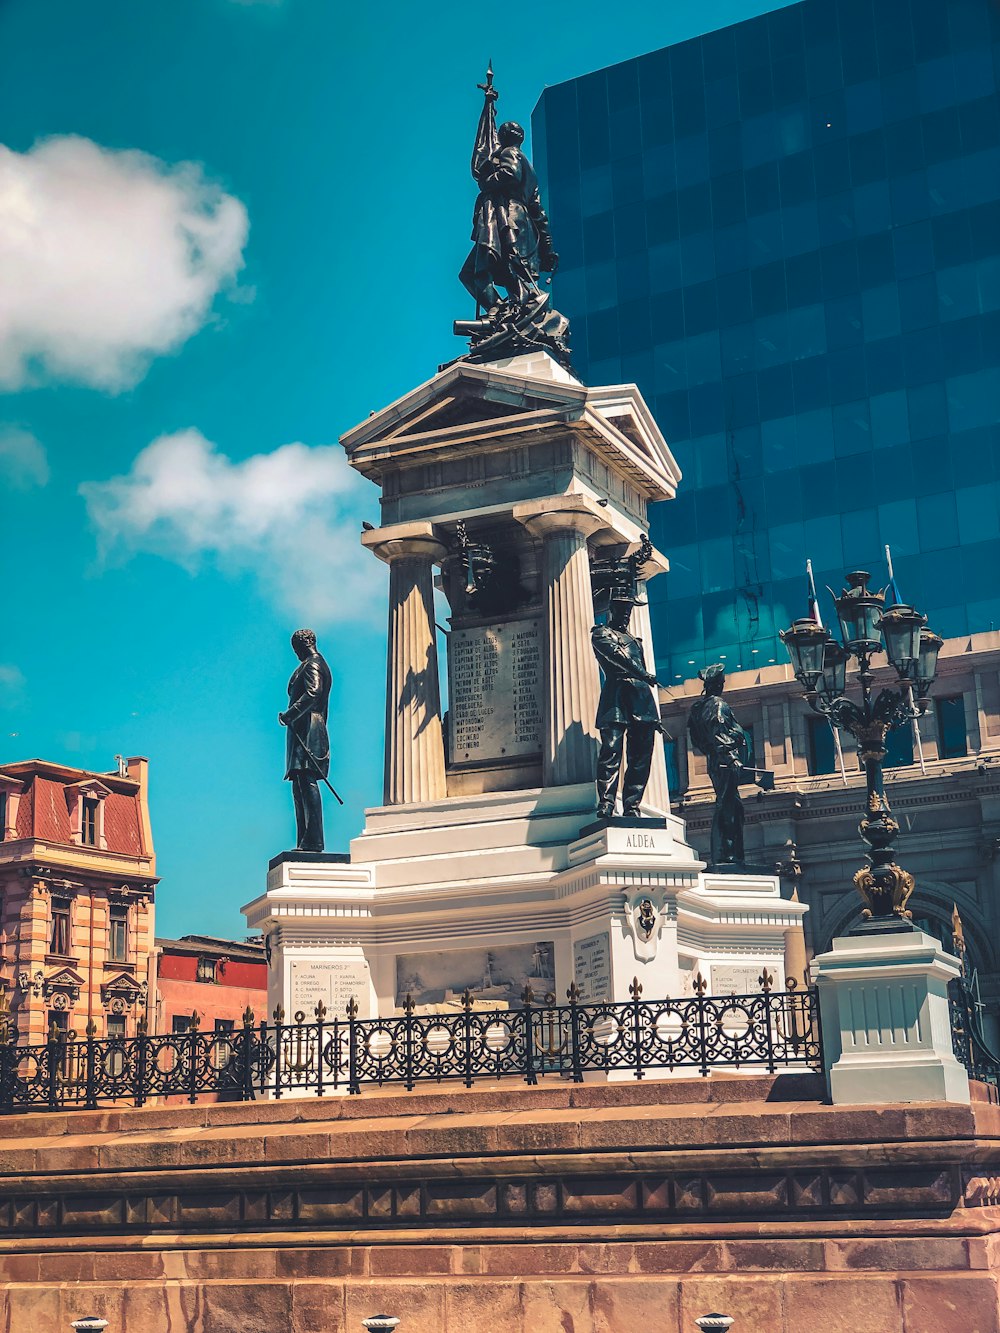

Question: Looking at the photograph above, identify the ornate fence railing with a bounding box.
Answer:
[949,973,1000,1088]
[0,976,821,1113]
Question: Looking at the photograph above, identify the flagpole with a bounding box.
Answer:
[885,544,926,775]
[807,558,848,786]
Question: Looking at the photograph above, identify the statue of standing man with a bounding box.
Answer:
[279,628,332,852]
[687,664,752,866]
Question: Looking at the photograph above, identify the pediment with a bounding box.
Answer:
[101,972,143,998]
[46,966,85,986]
[342,356,681,503]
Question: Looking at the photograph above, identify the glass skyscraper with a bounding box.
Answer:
[532,0,1000,684]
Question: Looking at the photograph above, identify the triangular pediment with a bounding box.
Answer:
[45,966,85,988]
[341,357,681,503]
[101,971,143,998]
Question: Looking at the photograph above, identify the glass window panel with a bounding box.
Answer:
[907,382,949,439]
[877,498,919,556]
[955,484,1000,542]
[853,180,892,236]
[807,716,837,775]
[680,231,715,283]
[768,521,805,580]
[685,330,722,385]
[862,285,901,341]
[947,368,1000,432]
[833,401,872,457]
[841,507,881,570]
[665,543,701,598]
[761,415,797,471]
[936,696,968,759]
[700,537,735,593]
[796,407,835,462]
[787,305,827,359]
[884,725,914,768]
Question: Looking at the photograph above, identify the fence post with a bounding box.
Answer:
[187,1011,200,1105]
[759,967,776,1073]
[462,988,474,1088]
[694,973,709,1078]
[47,1021,62,1111]
[0,1022,15,1112]
[694,1316,734,1331]
[240,1006,255,1102]
[272,1006,284,1100]
[630,977,644,1081]
[567,983,583,1083]
[402,992,416,1091]
[70,1319,110,1332]
[361,1318,400,1331]
[521,984,536,1086]
[84,1020,98,1111]
[347,997,361,1095]
[135,1015,149,1109]
[314,1002,326,1099]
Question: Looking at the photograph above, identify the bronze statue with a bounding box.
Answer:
[455,66,571,367]
[591,574,661,818]
[279,628,333,852]
[687,664,773,867]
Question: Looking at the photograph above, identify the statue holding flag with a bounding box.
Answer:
[455,66,572,367]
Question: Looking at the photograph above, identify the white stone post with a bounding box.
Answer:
[515,500,605,788]
[631,596,671,815]
[363,524,447,806]
[812,926,970,1105]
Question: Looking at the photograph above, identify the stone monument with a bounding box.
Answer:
[243,69,805,1054]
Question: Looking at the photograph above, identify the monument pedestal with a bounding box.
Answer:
[812,926,970,1105]
[244,352,809,1082]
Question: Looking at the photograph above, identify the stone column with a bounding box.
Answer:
[631,596,671,816]
[515,503,606,788]
[363,526,447,806]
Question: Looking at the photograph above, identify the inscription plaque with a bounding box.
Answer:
[448,618,542,765]
[573,933,612,1004]
[710,963,766,996]
[289,959,371,1020]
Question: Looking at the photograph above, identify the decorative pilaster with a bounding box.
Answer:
[515,500,606,788]
[631,597,670,815]
[363,526,447,806]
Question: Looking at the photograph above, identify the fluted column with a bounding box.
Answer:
[517,505,606,788]
[364,528,447,806]
[631,596,671,815]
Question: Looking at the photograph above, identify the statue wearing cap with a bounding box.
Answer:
[590,539,661,818]
[687,664,760,866]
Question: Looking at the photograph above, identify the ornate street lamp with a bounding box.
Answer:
[780,571,941,926]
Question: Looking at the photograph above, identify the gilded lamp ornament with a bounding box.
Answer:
[780,569,940,926]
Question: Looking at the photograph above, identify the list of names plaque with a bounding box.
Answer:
[573,933,612,1004]
[448,618,542,764]
[289,959,371,1020]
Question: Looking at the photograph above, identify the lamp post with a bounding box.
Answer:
[780,571,941,925]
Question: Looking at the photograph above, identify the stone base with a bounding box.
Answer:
[3,1079,1000,1331]
[814,928,970,1106]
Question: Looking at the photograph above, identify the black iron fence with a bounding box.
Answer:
[949,973,1000,1087]
[0,976,821,1113]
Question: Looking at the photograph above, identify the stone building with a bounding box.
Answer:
[0,757,157,1042]
[153,934,266,1036]
[659,630,1000,1019]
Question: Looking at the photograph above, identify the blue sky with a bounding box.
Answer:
[0,0,782,939]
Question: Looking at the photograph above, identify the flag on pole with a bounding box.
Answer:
[884,544,903,607]
[806,558,823,627]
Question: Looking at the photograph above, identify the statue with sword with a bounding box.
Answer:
[278,628,342,853]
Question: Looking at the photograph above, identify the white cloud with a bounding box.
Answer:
[0,427,48,487]
[81,430,381,626]
[0,665,25,691]
[0,136,248,391]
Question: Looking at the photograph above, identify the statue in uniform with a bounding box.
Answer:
[687,664,751,866]
[278,628,332,852]
[590,542,661,818]
[454,66,571,367]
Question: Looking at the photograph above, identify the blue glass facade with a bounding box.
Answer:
[532,0,1000,683]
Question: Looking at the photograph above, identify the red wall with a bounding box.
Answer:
[156,951,267,1034]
